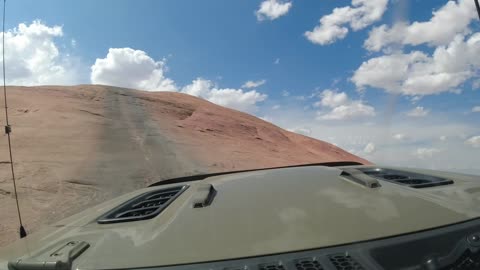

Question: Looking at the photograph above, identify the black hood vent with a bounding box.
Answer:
[358,168,453,188]
[328,253,364,270]
[294,258,324,270]
[97,185,188,224]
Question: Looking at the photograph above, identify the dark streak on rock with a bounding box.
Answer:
[79,109,105,118]
[0,189,11,196]
[65,179,96,186]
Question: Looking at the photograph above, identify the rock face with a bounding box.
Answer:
[0,85,369,246]
[136,89,370,170]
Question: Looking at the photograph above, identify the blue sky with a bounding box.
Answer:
[3,0,480,173]
[9,0,374,90]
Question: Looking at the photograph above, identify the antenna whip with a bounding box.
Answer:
[2,0,26,239]
[475,0,480,20]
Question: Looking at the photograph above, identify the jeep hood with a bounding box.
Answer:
[1,165,480,269]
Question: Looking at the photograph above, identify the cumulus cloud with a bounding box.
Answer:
[409,96,422,104]
[315,89,348,108]
[363,142,376,154]
[256,0,292,21]
[287,127,312,136]
[472,106,480,112]
[392,133,407,140]
[413,148,441,159]
[364,0,476,51]
[465,136,480,148]
[315,90,375,120]
[353,33,480,95]
[181,78,267,113]
[2,20,80,85]
[305,0,388,45]
[355,1,480,96]
[318,102,375,120]
[91,48,177,91]
[407,106,430,117]
[90,49,268,113]
[242,79,266,88]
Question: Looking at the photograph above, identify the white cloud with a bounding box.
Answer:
[282,90,290,97]
[242,79,266,88]
[260,116,274,122]
[356,1,480,97]
[268,106,480,173]
[440,135,448,141]
[256,0,292,21]
[318,101,375,120]
[393,133,407,140]
[181,78,267,113]
[315,90,375,120]
[91,48,177,91]
[472,106,480,112]
[413,148,441,159]
[274,58,280,64]
[363,142,376,154]
[3,20,80,85]
[287,127,312,136]
[465,136,480,148]
[348,149,359,155]
[267,106,480,173]
[90,50,267,112]
[305,0,388,45]
[352,52,427,93]
[409,96,422,104]
[272,104,281,110]
[365,0,476,51]
[407,106,430,117]
[353,33,480,95]
[315,89,348,108]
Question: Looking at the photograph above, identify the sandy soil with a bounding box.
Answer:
[0,85,369,247]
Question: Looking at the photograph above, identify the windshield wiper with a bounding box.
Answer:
[149,161,363,187]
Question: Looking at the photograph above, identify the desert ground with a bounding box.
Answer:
[0,85,369,246]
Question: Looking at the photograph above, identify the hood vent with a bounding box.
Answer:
[358,168,453,188]
[328,253,364,270]
[340,169,381,188]
[294,258,324,270]
[97,185,188,224]
[259,262,285,270]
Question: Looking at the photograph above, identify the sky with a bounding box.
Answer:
[3,0,480,174]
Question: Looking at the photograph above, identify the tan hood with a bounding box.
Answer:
[1,165,480,269]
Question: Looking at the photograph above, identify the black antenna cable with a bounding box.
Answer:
[475,0,480,20]
[2,0,26,239]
